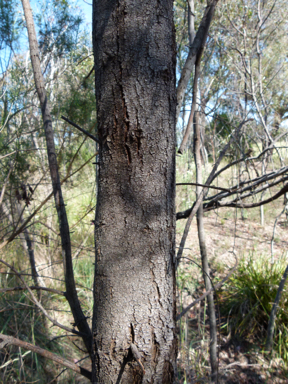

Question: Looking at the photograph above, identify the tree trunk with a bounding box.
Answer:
[1,202,40,288]
[21,0,92,356]
[194,111,218,381]
[92,1,177,383]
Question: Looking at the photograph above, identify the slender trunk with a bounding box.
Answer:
[18,208,40,288]
[188,0,195,46]
[260,157,267,226]
[265,264,288,352]
[21,0,92,356]
[2,202,39,288]
[176,0,219,122]
[194,111,218,382]
[92,1,176,382]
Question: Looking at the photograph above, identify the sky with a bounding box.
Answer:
[0,0,93,74]
[80,0,93,29]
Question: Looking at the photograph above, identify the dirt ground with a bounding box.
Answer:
[175,204,288,383]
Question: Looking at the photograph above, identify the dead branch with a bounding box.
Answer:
[206,182,288,210]
[177,165,288,220]
[0,333,91,380]
[0,158,16,208]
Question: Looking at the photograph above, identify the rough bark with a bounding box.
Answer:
[21,0,92,356]
[92,1,176,383]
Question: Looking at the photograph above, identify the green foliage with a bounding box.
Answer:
[210,113,233,140]
[219,254,288,360]
[0,0,20,50]
[36,0,83,57]
[53,54,96,128]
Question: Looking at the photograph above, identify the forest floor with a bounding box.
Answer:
[175,202,288,383]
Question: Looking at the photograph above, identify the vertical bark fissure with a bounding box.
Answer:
[21,0,92,357]
[92,0,176,382]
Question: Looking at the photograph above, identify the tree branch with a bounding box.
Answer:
[0,333,92,380]
[0,286,65,296]
[61,115,99,143]
[176,0,219,121]
[212,182,288,210]
[176,182,231,192]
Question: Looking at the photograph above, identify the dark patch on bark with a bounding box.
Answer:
[162,360,174,383]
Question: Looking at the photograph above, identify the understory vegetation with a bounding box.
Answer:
[1,0,288,382]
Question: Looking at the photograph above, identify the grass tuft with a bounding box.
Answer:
[219,253,288,361]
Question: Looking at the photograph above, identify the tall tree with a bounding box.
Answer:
[92,0,177,382]
[21,0,92,356]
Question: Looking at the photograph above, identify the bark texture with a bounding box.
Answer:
[92,1,176,383]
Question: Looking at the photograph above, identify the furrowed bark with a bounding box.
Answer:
[92,0,176,382]
[21,0,92,357]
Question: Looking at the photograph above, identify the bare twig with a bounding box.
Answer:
[0,151,16,160]
[83,66,94,81]
[176,182,231,192]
